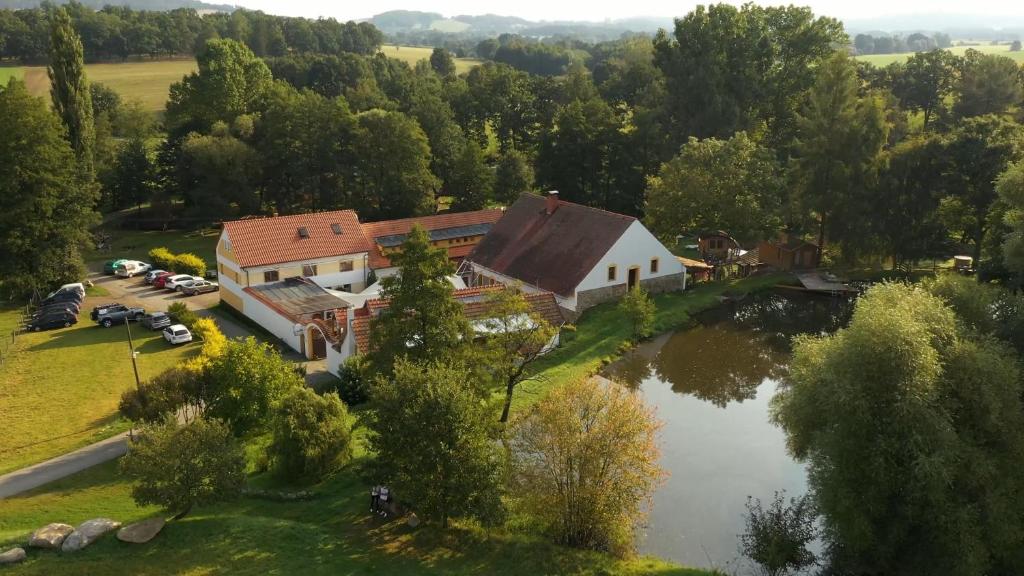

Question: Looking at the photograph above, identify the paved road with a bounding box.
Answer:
[0,433,128,499]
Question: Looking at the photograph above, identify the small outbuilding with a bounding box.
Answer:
[758,235,819,271]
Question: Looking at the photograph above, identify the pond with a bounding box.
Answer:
[603,291,854,572]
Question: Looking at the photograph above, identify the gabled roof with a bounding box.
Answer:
[223,210,371,268]
[351,286,565,354]
[467,194,635,298]
[361,209,505,269]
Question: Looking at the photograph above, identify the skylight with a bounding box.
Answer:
[331,223,343,235]
[298,227,309,238]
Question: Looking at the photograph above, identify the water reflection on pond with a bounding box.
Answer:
[604,292,853,572]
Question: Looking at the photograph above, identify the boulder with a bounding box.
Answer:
[406,513,421,528]
[116,517,165,544]
[28,523,75,549]
[61,518,121,552]
[0,547,26,565]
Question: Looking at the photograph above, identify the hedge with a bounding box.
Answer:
[174,253,207,276]
[148,247,175,270]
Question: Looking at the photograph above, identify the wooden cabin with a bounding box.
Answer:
[758,235,819,270]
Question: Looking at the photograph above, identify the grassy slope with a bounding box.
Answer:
[380,44,483,74]
[85,228,220,269]
[20,59,196,112]
[855,44,1024,66]
[0,305,201,475]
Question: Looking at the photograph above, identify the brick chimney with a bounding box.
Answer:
[545,190,560,215]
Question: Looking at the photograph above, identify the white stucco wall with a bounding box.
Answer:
[221,274,304,354]
[575,220,685,295]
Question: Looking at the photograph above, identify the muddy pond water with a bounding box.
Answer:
[603,291,854,572]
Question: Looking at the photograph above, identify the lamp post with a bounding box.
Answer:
[125,317,141,390]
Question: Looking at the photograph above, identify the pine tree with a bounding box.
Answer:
[48,7,95,177]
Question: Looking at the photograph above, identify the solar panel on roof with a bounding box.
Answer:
[375,223,494,248]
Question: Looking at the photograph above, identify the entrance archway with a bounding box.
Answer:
[306,324,327,360]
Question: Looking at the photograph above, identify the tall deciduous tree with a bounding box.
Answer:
[509,378,664,557]
[645,131,783,245]
[953,49,1023,119]
[369,226,471,375]
[890,49,958,129]
[107,137,156,213]
[353,109,438,219]
[0,79,96,298]
[493,148,535,204]
[269,387,353,481]
[448,140,494,211]
[370,359,504,527]
[773,283,1024,574]
[997,160,1024,282]
[48,7,95,177]
[792,51,889,255]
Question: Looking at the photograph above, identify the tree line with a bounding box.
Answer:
[0,3,382,62]
[852,31,952,55]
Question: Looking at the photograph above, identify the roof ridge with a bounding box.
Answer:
[223,208,358,227]
[519,192,637,222]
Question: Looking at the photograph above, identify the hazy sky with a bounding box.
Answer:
[231,0,1024,23]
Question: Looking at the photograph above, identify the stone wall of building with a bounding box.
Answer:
[574,272,687,319]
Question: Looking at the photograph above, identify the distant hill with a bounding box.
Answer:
[369,9,672,39]
[0,0,235,12]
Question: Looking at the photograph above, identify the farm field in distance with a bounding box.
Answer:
[0,66,23,84]
[856,43,1024,66]
[18,59,196,111]
[380,44,483,73]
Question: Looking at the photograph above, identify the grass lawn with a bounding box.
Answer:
[20,59,196,112]
[0,451,715,575]
[856,44,1024,66]
[380,44,483,74]
[0,66,23,84]
[0,305,200,475]
[85,228,220,270]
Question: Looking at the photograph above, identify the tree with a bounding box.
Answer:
[479,287,558,423]
[890,49,958,129]
[269,387,353,481]
[48,7,95,176]
[334,354,370,406]
[352,109,438,219]
[119,368,194,426]
[0,79,96,298]
[953,49,1023,118]
[120,416,246,519]
[174,124,261,218]
[619,285,656,343]
[739,492,818,576]
[645,132,783,245]
[772,283,1024,574]
[204,337,304,436]
[369,226,471,375]
[165,39,273,136]
[448,140,494,211]
[942,115,1022,265]
[997,160,1024,281]
[1011,40,1022,52]
[429,47,456,77]
[792,51,889,255]
[370,359,504,527]
[106,137,156,212]
[493,148,534,204]
[509,378,664,556]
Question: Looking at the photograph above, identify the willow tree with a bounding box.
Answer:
[48,7,94,176]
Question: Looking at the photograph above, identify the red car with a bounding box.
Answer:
[152,271,176,289]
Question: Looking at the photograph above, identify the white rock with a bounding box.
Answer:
[0,547,26,565]
[61,518,121,552]
[29,523,74,549]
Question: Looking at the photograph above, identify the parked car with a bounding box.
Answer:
[163,324,193,344]
[46,283,85,299]
[33,301,81,317]
[94,304,146,327]
[164,274,201,292]
[115,261,152,278]
[26,312,78,332]
[152,271,178,289]
[181,280,219,296]
[140,312,172,330]
[103,259,130,275]
[40,291,83,307]
[144,269,168,284]
[89,303,122,321]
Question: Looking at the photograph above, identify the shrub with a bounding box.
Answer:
[167,301,198,329]
[334,355,370,406]
[148,247,175,270]
[619,286,655,343]
[120,416,245,519]
[740,491,818,576]
[174,253,206,276]
[269,387,353,481]
[119,368,189,425]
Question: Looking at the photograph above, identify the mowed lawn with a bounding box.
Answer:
[85,228,220,270]
[856,44,1024,66]
[20,59,196,111]
[0,66,23,84]
[0,304,200,475]
[380,44,483,74]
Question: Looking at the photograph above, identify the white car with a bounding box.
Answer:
[163,274,201,291]
[162,324,193,345]
[115,261,152,278]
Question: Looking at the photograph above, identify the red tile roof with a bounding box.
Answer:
[223,210,371,268]
[361,209,504,269]
[467,194,635,297]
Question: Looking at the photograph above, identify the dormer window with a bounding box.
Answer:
[298,227,309,238]
[331,223,342,235]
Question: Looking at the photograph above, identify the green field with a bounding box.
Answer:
[0,305,200,475]
[856,44,1024,67]
[86,227,220,270]
[380,44,483,74]
[19,59,196,112]
[0,66,23,85]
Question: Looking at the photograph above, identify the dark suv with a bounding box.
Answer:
[94,304,145,327]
